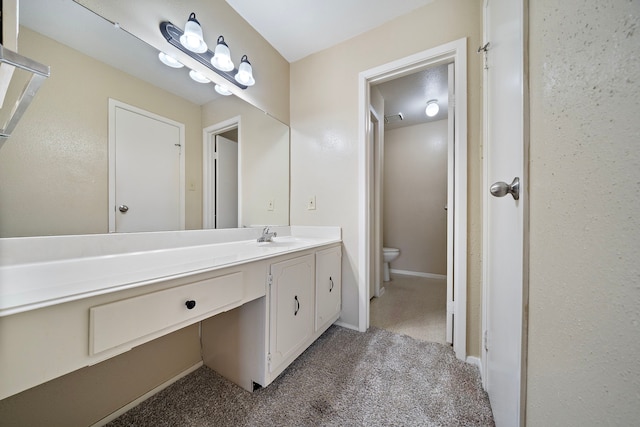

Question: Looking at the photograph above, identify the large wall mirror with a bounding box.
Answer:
[0,0,289,238]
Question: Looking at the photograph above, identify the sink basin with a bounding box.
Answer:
[256,236,311,247]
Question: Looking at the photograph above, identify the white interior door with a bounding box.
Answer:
[483,0,526,426]
[109,100,185,233]
[215,135,238,229]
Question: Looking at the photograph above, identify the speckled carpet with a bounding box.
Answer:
[107,326,494,426]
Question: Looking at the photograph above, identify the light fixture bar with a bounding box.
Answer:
[160,21,248,89]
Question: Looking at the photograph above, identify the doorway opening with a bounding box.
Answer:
[358,38,468,360]
[369,62,452,344]
[203,116,241,229]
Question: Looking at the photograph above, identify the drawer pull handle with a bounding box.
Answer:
[185,300,196,310]
[294,295,300,316]
[329,276,334,292]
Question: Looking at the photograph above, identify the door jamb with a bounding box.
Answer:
[202,116,241,229]
[357,38,468,360]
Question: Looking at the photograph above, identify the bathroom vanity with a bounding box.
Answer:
[0,226,341,400]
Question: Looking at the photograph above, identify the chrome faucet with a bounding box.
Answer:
[257,226,277,242]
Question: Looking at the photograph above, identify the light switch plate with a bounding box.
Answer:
[267,200,274,211]
[307,196,316,210]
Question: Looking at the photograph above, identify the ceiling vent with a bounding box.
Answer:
[384,113,403,124]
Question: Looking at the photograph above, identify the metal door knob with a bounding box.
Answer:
[118,205,129,213]
[490,177,520,200]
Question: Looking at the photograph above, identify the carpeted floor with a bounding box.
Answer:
[107,326,494,426]
[370,273,447,344]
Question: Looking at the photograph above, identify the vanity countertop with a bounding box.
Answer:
[0,226,341,317]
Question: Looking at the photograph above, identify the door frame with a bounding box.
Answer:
[358,38,468,360]
[202,116,241,229]
[108,98,185,232]
[368,107,384,299]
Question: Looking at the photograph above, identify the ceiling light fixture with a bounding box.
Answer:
[160,16,255,90]
[189,69,210,83]
[235,55,255,87]
[211,36,234,72]
[158,52,184,68]
[214,84,233,96]
[425,99,439,117]
[179,13,207,53]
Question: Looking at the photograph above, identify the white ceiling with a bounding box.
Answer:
[375,65,449,131]
[225,0,435,63]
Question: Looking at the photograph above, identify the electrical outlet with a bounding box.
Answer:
[267,200,274,211]
[307,196,316,210]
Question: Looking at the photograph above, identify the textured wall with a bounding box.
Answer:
[383,120,448,275]
[527,0,640,424]
[290,0,484,355]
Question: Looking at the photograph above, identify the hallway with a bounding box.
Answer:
[370,273,447,344]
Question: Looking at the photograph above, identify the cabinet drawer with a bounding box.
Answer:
[90,272,243,355]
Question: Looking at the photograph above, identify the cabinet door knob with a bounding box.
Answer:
[185,300,196,310]
[294,295,300,316]
[329,277,334,292]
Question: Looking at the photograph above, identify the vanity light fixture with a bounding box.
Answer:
[189,69,210,83]
[179,13,208,53]
[214,84,233,96]
[211,36,234,72]
[160,16,254,90]
[425,99,439,117]
[235,55,255,87]
[158,52,184,68]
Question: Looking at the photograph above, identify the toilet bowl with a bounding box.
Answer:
[382,247,400,282]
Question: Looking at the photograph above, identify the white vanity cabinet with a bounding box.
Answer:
[202,243,342,392]
[268,254,315,377]
[315,246,342,332]
[0,226,341,402]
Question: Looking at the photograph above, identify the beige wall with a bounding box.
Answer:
[527,0,640,424]
[0,28,203,237]
[383,120,448,275]
[78,0,290,124]
[290,0,483,355]
[0,325,200,426]
[202,96,290,227]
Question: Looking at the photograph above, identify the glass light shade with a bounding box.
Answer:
[189,69,210,83]
[158,52,184,68]
[211,36,234,72]
[425,100,439,117]
[179,13,208,53]
[234,55,255,86]
[215,84,233,96]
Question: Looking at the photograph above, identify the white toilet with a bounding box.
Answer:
[382,247,400,282]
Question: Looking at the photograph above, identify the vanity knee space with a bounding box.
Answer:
[201,244,342,392]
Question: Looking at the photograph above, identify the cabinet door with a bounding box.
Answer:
[269,254,315,373]
[315,246,342,331]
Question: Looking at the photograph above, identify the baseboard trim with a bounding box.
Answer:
[390,269,446,280]
[466,356,483,382]
[92,361,204,427]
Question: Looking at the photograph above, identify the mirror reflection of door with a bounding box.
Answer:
[108,99,185,233]
[215,133,238,228]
